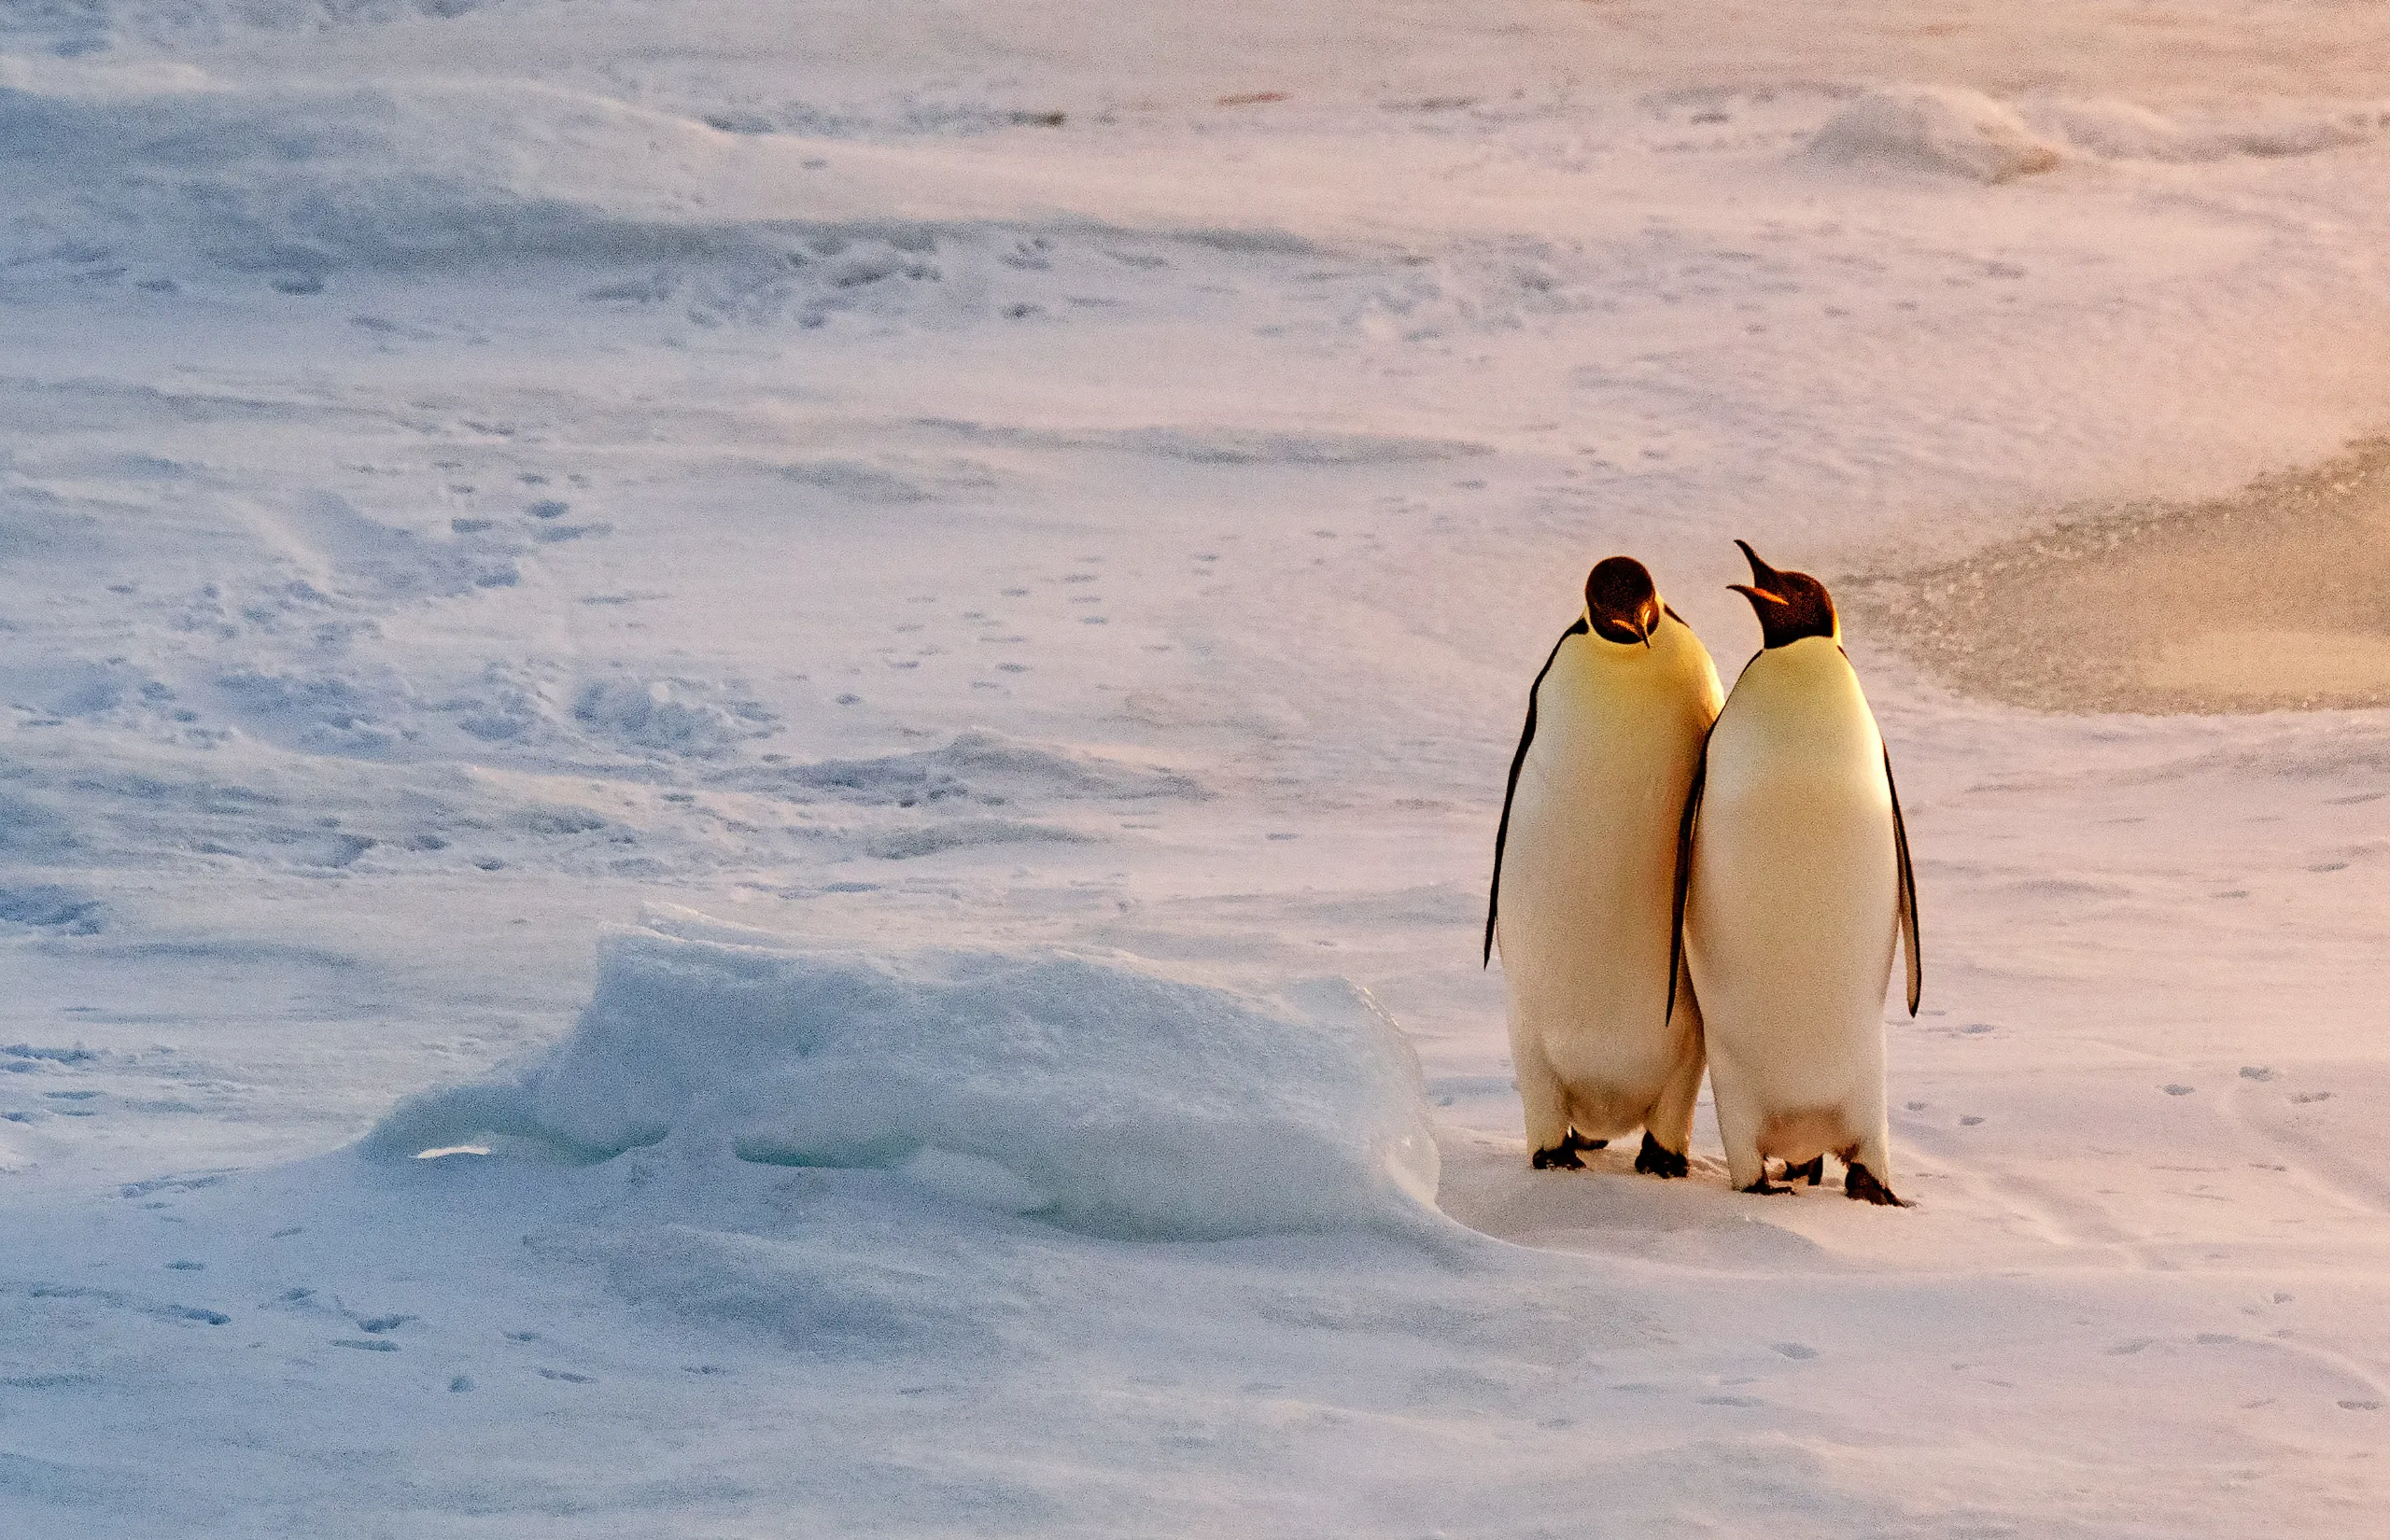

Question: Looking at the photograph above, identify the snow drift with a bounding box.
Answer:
[2029,96,2390,163]
[1803,86,2061,185]
[369,906,1442,1239]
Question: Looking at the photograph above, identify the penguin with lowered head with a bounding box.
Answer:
[1676,541,1919,1204]
[1488,556,1723,1175]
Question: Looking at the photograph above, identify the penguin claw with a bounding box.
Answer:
[1842,1162,1910,1207]
[1634,1131,1690,1179]
[1739,1178,1795,1197]
[1562,1130,1609,1153]
[1780,1155,1825,1186]
[1531,1144,1586,1171]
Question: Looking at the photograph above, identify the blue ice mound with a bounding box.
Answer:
[370,906,1441,1239]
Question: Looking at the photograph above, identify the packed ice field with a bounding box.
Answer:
[5,0,2390,1533]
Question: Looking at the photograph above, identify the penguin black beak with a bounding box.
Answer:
[1733,539,1789,595]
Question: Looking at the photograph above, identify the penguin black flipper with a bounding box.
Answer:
[1884,745,1921,1016]
[1666,726,1710,1023]
[1485,618,1590,967]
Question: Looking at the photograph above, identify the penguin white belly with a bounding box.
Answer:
[1687,638,1899,1188]
[1497,619,1718,1154]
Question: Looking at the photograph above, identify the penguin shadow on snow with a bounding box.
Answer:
[1433,1127,1835,1269]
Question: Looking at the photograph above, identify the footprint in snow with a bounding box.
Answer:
[1772,1343,1818,1360]
[353,1314,416,1334]
[2162,1085,2195,1097]
[537,1368,593,1383]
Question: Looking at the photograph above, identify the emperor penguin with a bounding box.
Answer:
[1677,540,1920,1204]
[1487,556,1723,1174]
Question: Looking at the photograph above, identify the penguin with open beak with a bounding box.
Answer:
[1488,557,1722,1176]
[1675,541,1920,1204]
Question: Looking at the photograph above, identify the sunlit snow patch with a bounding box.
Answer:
[368,905,1440,1239]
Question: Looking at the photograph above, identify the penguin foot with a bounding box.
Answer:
[1531,1143,1586,1171]
[1634,1131,1690,1179]
[1842,1162,1910,1207]
[1780,1155,1824,1187]
[1739,1178,1795,1197]
[1562,1130,1609,1153]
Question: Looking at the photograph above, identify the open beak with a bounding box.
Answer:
[1729,582,1786,609]
[1733,539,1788,595]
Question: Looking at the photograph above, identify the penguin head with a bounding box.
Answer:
[1729,539,1838,648]
[1583,556,1662,647]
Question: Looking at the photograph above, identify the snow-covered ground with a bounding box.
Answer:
[6,1,2390,1533]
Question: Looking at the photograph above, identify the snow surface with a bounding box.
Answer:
[5,0,2390,1533]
